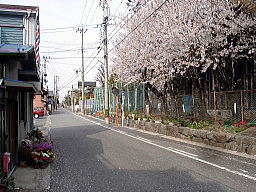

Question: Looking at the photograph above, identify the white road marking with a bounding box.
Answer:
[168,147,198,157]
[73,113,256,181]
[137,136,152,143]
[240,169,249,173]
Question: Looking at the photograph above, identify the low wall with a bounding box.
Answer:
[123,119,256,155]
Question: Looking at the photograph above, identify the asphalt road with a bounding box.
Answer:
[47,109,256,192]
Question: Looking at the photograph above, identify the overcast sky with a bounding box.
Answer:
[0,0,128,101]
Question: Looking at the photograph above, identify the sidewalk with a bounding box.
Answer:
[13,115,52,191]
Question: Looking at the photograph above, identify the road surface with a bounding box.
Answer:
[47,109,256,192]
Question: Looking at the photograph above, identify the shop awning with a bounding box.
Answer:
[1,78,37,93]
[0,44,34,55]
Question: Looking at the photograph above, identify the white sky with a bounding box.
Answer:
[0,0,129,101]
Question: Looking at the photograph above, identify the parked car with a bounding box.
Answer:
[33,107,45,118]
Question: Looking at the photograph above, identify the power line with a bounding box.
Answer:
[84,0,94,25]
[40,24,102,31]
[42,40,79,46]
[108,0,151,41]
[84,47,103,73]
[41,29,75,34]
[108,6,130,38]
[41,25,101,34]
[49,61,80,66]
[59,72,79,89]
[79,0,88,26]
[58,46,103,91]
[112,0,124,17]
[88,4,100,25]
[41,41,100,48]
[40,46,99,54]
[50,56,102,60]
[109,0,169,53]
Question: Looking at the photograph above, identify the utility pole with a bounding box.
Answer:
[77,26,87,116]
[71,85,74,111]
[53,76,56,98]
[54,75,59,110]
[53,75,56,111]
[56,75,59,110]
[102,0,110,124]
[42,56,49,86]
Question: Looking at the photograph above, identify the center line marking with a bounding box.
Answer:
[73,113,256,181]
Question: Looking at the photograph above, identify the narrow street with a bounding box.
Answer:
[46,109,256,192]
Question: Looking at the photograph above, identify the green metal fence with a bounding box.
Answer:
[85,82,256,124]
[86,82,145,116]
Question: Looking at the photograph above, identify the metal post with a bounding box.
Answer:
[241,90,245,125]
[116,95,119,127]
[134,84,137,110]
[213,73,217,121]
[121,88,125,127]
[103,0,110,124]
[127,85,130,112]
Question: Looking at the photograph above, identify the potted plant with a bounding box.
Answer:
[142,115,148,121]
[0,174,15,192]
[18,139,32,168]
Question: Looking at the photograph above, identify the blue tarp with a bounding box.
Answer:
[183,96,192,112]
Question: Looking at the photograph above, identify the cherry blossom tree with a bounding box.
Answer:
[112,0,256,94]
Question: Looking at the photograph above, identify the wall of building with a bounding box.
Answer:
[25,13,36,46]
[0,13,23,44]
[0,11,37,46]
[34,95,45,108]
[18,92,34,142]
[5,59,22,80]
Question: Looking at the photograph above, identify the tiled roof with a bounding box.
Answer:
[0,4,38,11]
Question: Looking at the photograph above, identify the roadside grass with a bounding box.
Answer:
[168,117,251,134]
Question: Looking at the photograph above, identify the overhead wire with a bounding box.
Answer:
[112,0,124,17]
[84,0,95,25]
[50,61,81,66]
[88,4,100,25]
[79,0,88,26]
[50,56,102,60]
[40,46,100,54]
[58,46,103,91]
[109,0,169,53]
[108,6,130,38]
[40,24,101,31]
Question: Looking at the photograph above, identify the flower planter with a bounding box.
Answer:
[33,164,39,169]
[19,161,29,168]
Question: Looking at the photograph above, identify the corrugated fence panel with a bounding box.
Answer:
[0,14,23,44]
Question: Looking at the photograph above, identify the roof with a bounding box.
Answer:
[0,4,38,12]
[0,44,34,55]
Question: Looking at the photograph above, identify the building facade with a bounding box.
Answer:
[0,4,40,172]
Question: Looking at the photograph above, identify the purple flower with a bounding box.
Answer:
[33,142,53,150]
